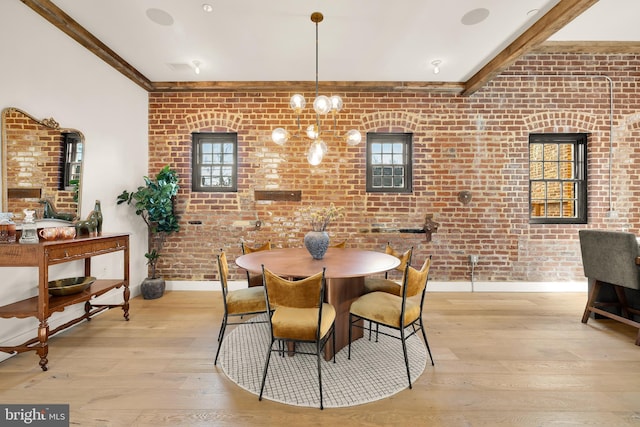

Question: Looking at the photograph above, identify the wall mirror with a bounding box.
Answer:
[1,107,84,220]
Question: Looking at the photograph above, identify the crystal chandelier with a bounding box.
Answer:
[271,12,362,165]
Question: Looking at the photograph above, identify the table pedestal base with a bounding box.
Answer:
[324,276,364,360]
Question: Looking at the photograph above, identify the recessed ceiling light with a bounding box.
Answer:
[146,8,174,26]
[461,8,490,26]
[527,9,539,17]
[202,4,213,13]
[431,60,442,74]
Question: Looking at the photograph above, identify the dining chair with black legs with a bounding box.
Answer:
[348,256,434,389]
[259,266,336,409]
[363,243,413,340]
[241,241,271,287]
[363,242,412,296]
[214,249,268,365]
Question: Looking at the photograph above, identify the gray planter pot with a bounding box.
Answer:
[141,277,165,300]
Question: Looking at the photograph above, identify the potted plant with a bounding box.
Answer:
[117,165,180,299]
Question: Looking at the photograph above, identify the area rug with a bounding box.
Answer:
[218,314,428,408]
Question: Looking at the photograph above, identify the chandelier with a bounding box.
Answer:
[271,12,362,165]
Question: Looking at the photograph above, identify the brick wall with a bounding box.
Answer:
[148,53,640,284]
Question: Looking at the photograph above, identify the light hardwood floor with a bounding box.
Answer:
[0,291,639,426]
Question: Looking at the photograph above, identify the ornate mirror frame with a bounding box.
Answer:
[1,107,84,219]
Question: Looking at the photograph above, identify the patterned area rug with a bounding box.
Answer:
[218,314,428,408]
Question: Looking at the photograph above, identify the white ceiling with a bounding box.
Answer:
[45,0,640,84]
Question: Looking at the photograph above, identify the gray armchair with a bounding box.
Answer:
[578,229,640,345]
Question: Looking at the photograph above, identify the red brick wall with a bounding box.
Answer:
[148,53,640,284]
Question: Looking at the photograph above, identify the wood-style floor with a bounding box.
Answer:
[0,291,639,426]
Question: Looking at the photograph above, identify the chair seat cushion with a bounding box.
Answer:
[272,303,336,341]
[350,291,421,328]
[226,286,266,315]
[363,277,401,295]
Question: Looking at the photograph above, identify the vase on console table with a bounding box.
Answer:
[304,231,330,260]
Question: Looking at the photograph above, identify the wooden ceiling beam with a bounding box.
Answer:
[535,40,640,54]
[20,0,154,92]
[462,0,600,96]
[149,80,466,93]
[23,0,616,95]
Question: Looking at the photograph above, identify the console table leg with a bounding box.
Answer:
[84,301,92,321]
[37,320,49,371]
[123,284,130,321]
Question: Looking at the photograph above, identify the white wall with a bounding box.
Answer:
[0,2,149,363]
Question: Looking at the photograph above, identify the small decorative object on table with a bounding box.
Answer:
[48,276,96,296]
[0,213,16,243]
[303,203,344,260]
[19,209,39,244]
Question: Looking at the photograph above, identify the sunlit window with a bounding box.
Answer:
[529,133,587,224]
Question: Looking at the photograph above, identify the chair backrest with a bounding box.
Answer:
[579,229,640,290]
[262,266,327,341]
[399,256,432,325]
[242,241,271,254]
[262,267,325,309]
[384,242,413,278]
[242,241,272,286]
[401,256,431,298]
[216,250,230,307]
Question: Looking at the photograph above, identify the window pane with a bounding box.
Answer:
[530,144,543,160]
[531,181,545,198]
[531,201,545,217]
[530,161,543,179]
[544,144,558,161]
[547,182,561,199]
[543,163,558,179]
[559,161,573,179]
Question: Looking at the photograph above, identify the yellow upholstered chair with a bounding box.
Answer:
[214,250,268,365]
[329,240,347,248]
[348,256,434,389]
[363,243,413,296]
[241,241,271,287]
[259,266,336,410]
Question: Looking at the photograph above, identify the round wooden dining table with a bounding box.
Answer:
[235,247,400,359]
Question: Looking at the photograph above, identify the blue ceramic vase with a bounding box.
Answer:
[304,231,330,260]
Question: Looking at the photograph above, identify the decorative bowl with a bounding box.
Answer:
[48,276,96,296]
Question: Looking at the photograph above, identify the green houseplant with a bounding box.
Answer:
[117,165,180,299]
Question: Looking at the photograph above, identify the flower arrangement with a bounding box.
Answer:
[305,203,344,232]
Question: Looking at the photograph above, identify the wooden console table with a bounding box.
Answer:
[0,233,130,370]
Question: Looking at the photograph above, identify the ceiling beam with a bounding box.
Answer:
[22,0,611,95]
[20,0,154,92]
[535,40,640,54]
[149,80,466,93]
[462,0,600,96]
